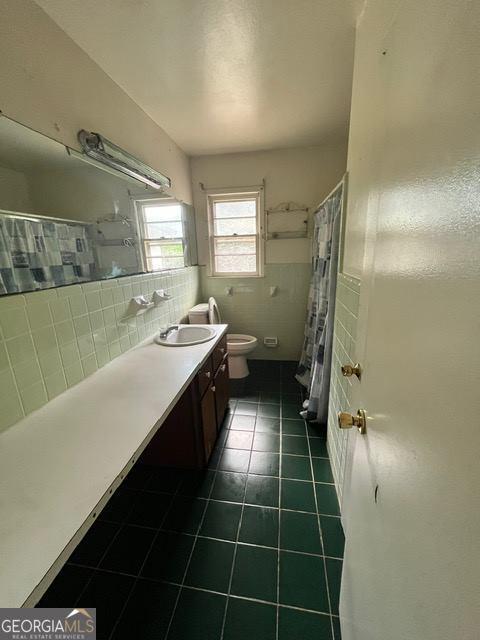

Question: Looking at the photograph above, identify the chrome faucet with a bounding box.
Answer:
[159,325,179,340]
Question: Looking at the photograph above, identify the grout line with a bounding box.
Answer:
[276,389,283,640]
[305,422,336,640]
[106,473,182,640]
[162,455,222,640]
[218,435,252,640]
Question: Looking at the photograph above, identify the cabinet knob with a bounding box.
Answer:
[204,371,211,378]
[211,386,216,392]
[219,347,225,354]
[220,364,226,372]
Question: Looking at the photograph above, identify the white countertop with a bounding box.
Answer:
[0,324,228,608]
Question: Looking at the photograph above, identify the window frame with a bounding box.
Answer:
[206,188,264,278]
[134,196,186,273]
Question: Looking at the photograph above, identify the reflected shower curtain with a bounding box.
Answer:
[296,179,343,424]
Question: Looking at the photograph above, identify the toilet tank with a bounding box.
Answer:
[188,303,209,324]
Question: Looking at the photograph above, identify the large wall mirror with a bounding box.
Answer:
[0,116,197,296]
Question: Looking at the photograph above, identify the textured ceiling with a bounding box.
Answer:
[36,0,358,155]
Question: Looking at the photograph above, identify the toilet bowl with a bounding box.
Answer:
[188,297,257,379]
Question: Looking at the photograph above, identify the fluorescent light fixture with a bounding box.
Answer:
[77,130,171,190]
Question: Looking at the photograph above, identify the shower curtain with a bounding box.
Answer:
[296,178,344,424]
[0,215,95,295]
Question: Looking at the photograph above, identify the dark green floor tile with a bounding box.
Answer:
[281,392,303,405]
[78,571,134,638]
[211,472,247,503]
[99,525,155,575]
[332,616,342,640]
[127,491,173,528]
[146,467,184,493]
[326,558,342,615]
[310,438,329,457]
[99,487,136,524]
[281,479,316,512]
[306,423,327,438]
[38,565,92,606]
[124,464,152,490]
[161,496,207,534]
[282,418,306,435]
[239,505,279,547]
[259,392,281,405]
[281,454,312,480]
[141,531,194,582]
[224,598,276,640]
[178,469,216,498]
[257,404,280,418]
[184,538,234,592]
[279,551,329,612]
[70,520,119,566]
[255,417,281,434]
[226,430,254,450]
[236,401,258,416]
[282,435,309,455]
[231,544,277,602]
[253,432,280,452]
[282,403,302,420]
[249,452,280,476]
[112,580,178,640]
[200,500,242,540]
[168,588,226,640]
[245,475,279,507]
[230,414,256,431]
[315,483,340,516]
[280,510,322,554]
[278,607,332,640]
[320,516,345,558]
[312,458,334,483]
[242,393,260,403]
[219,449,251,473]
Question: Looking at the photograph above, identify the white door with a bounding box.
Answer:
[338,2,480,639]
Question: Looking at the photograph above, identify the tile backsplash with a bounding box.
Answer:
[327,273,361,507]
[0,267,200,433]
[200,263,310,361]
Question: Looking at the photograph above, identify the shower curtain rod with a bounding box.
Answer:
[314,173,347,212]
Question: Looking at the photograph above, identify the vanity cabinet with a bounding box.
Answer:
[140,336,230,469]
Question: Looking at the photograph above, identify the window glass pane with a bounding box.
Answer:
[214,200,256,219]
[214,238,256,255]
[145,221,183,239]
[143,205,182,222]
[215,254,256,273]
[148,256,184,271]
[147,242,183,257]
[214,217,256,236]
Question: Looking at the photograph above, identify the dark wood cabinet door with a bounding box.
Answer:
[201,384,217,462]
[212,334,227,372]
[214,357,230,430]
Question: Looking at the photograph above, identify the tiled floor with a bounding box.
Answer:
[38,360,344,640]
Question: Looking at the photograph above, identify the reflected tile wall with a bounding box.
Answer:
[200,264,310,361]
[0,267,200,432]
[327,274,361,507]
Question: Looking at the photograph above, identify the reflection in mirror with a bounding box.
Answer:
[0,116,198,296]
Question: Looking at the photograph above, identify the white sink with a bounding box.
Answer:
[154,325,216,347]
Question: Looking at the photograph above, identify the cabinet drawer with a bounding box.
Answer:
[212,334,227,372]
[197,356,213,397]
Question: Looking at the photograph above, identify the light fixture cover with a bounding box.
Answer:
[78,130,171,190]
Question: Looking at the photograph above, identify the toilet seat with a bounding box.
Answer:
[227,334,258,353]
[208,297,221,323]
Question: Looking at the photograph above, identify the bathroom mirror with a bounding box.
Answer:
[0,116,197,296]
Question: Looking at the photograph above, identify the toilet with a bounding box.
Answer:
[188,297,257,379]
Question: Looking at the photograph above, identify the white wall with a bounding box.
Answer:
[0,0,192,205]
[0,166,32,212]
[192,143,347,360]
[191,143,347,265]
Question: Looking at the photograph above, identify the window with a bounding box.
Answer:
[207,190,264,276]
[137,199,185,271]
